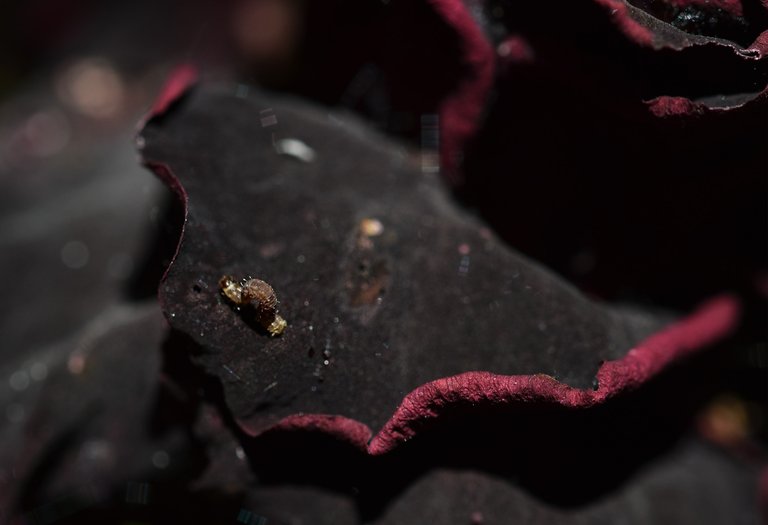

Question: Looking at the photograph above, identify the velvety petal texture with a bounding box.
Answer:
[138,83,744,456]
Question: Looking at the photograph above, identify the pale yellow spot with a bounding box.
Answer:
[360,218,384,237]
[267,315,288,337]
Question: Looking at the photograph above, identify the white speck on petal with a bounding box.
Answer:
[275,138,316,163]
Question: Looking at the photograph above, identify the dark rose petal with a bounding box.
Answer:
[1,303,201,520]
[370,294,738,453]
[276,0,765,182]
[139,63,198,126]
[182,356,762,523]
[485,0,767,102]
[625,0,768,46]
[423,0,495,178]
[191,407,761,525]
[190,402,255,492]
[361,441,759,525]
[461,0,768,305]
[560,0,768,53]
[138,85,739,450]
[243,486,358,525]
[752,28,768,54]
[255,0,496,180]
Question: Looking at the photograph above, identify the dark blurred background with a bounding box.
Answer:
[0,0,210,368]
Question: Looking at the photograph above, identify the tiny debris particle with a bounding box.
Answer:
[219,275,287,336]
[222,364,242,382]
[458,255,471,276]
[260,108,277,127]
[360,218,384,237]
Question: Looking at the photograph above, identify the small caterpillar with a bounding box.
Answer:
[219,275,287,336]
